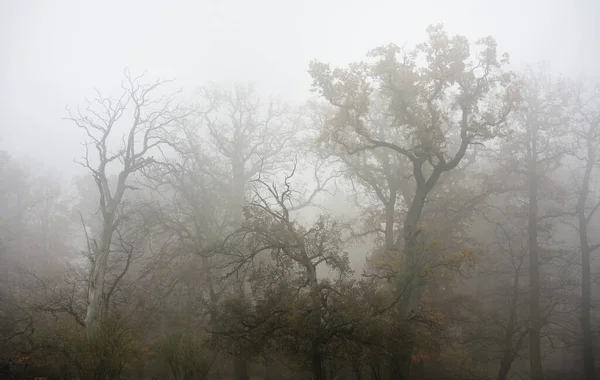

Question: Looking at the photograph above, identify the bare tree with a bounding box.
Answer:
[188,82,296,380]
[215,163,347,380]
[67,69,187,335]
[192,82,296,224]
[477,203,531,380]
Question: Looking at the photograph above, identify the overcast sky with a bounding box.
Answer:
[1,0,598,178]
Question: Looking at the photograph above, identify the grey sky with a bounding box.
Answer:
[1,0,598,178]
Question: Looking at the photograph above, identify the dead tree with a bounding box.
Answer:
[67,69,186,335]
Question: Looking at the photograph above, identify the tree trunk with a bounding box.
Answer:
[385,201,395,248]
[232,157,250,380]
[391,187,428,380]
[384,172,434,380]
[495,328,515,378]
[580,240,596,380]
[84,218,114,335]
[232,158,246,223]
[495,357,512,380]
[84,174,128,336]
[578,136,597,380]
[308,266,324,380]
[527,125,543,380]
[234,357,249,380]
[496,260,524,380]
[310,343,324,380]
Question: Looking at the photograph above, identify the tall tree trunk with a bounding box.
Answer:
[393,187,428,380]
[527,124,543,380]
[389,166,440,380]
[399,165,443,321]
[496,268,524,380]
[232,157,250,380]
[383,179,401,380]
[580,234,596,380]
[84,218,114,335]
[578,135,597,380]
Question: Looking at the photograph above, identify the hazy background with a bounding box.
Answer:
[1,0,599,178]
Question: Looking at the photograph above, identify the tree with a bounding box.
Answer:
[188,82,296,380]
[208,162,345,380]
[513,70,567,380]
[569,80,600,380]
[67,70,187,335]
[192,82,295,225]
[309,24,517,379]
[473,201,531,380]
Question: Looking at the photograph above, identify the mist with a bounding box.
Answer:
[1,1,599,379]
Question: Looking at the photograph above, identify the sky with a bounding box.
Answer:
[0,0,599,179]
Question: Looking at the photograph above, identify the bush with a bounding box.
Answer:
[155,329,215,380]
[41,315,143,380]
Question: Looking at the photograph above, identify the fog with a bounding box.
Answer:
[1,1,600,380]
[2,0,598,172]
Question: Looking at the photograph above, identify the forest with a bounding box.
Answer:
[1,25,599,380]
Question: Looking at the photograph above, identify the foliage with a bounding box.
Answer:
[33,314,142,380]
[156,329,216,380]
